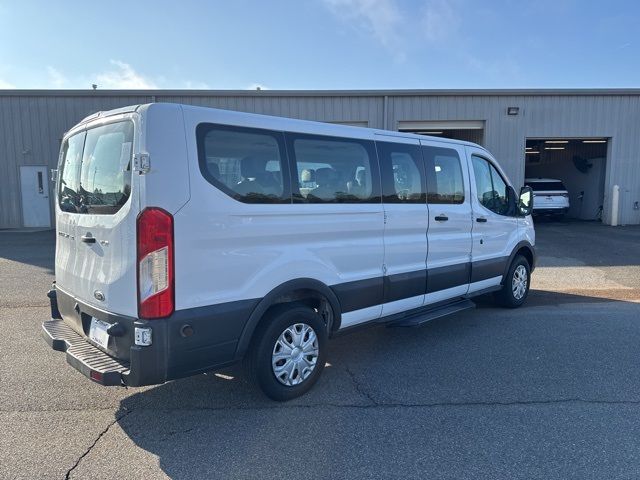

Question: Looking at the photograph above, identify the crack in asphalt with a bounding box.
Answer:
[0,407,119,413]
[345,365,378,405]
[64,407,134,480]
[149,397,640,411]
[7,397,640,417]
[0,303,49,309]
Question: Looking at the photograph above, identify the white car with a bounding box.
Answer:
[525,178,570,218]
[43,103,536,400]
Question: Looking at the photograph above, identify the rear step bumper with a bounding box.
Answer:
[42,319,130,386]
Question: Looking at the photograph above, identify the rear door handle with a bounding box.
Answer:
[476,217,488,223]
[434,215,449,222]
[80,233,96,244]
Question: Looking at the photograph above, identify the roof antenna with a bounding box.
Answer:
[92,84,98,90]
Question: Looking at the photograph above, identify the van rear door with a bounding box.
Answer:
[56,117,140,318]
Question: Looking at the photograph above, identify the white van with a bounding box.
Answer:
[43,103,535,400]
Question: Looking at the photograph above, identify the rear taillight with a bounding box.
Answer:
[137,207,174,319]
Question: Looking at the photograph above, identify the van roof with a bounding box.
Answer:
[80,103,485,151]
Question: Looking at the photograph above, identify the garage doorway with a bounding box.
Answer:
[398,121,484,145]
[524,138,608,220]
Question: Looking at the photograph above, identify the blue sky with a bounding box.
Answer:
[0,0,638,90]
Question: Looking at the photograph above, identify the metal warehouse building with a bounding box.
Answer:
[1,88,639,228]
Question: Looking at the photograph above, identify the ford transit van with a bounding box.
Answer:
[43,103,535,400]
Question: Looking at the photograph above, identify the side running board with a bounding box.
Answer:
[388,298,476,328]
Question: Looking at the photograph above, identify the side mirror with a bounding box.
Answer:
[518,186,533,216]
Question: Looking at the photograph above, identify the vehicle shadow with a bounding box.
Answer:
[114,289,640,479]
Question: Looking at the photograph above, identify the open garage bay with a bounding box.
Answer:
[525,138,608,221]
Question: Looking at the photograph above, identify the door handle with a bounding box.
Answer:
[476,217,488,223]
[80,233,96,244]
[434,215,449,222]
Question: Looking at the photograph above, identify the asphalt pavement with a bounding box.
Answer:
[1,221,640,479]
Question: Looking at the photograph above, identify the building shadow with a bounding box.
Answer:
[533,220,640,268]
[474,288,637,308]
[0,230,55,273]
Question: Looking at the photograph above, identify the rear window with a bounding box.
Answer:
[58,121,133,214]
[526,181,567,192]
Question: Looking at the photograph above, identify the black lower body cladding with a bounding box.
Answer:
[164,298,259,379]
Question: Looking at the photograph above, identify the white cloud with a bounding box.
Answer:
[421,0,460,43]
[322,0,404,53]
[47,66,67,88]
[183,80,211,89]
[94,60,157,89]
[2,62,211,90]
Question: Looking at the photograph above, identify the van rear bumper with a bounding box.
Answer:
[42,319,131,386]
[43,285,259,386]
[532,207,569,215]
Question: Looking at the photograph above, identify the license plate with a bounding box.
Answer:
[89,318,110,349]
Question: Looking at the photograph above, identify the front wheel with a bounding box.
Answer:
[250,303,328,401]
[495,255,531,308]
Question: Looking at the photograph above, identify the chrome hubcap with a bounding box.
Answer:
[272,323,319,386]
[512,265,528,300]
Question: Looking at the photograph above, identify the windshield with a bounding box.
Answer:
[58,121,133,214]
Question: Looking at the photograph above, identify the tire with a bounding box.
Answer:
[494,255,531,308]
[250,303,328,401]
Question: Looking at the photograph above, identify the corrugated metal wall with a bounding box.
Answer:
[1,91,638,227]
[0,94,153,229]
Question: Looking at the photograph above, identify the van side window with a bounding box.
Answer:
[422,146,465,204]
[471,155,509,215]
[288,134,380,203]
[377,141,426,203]
[196,123,289,204]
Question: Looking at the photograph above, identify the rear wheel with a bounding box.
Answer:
[250,303,328,401]
[495,255,531,308]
